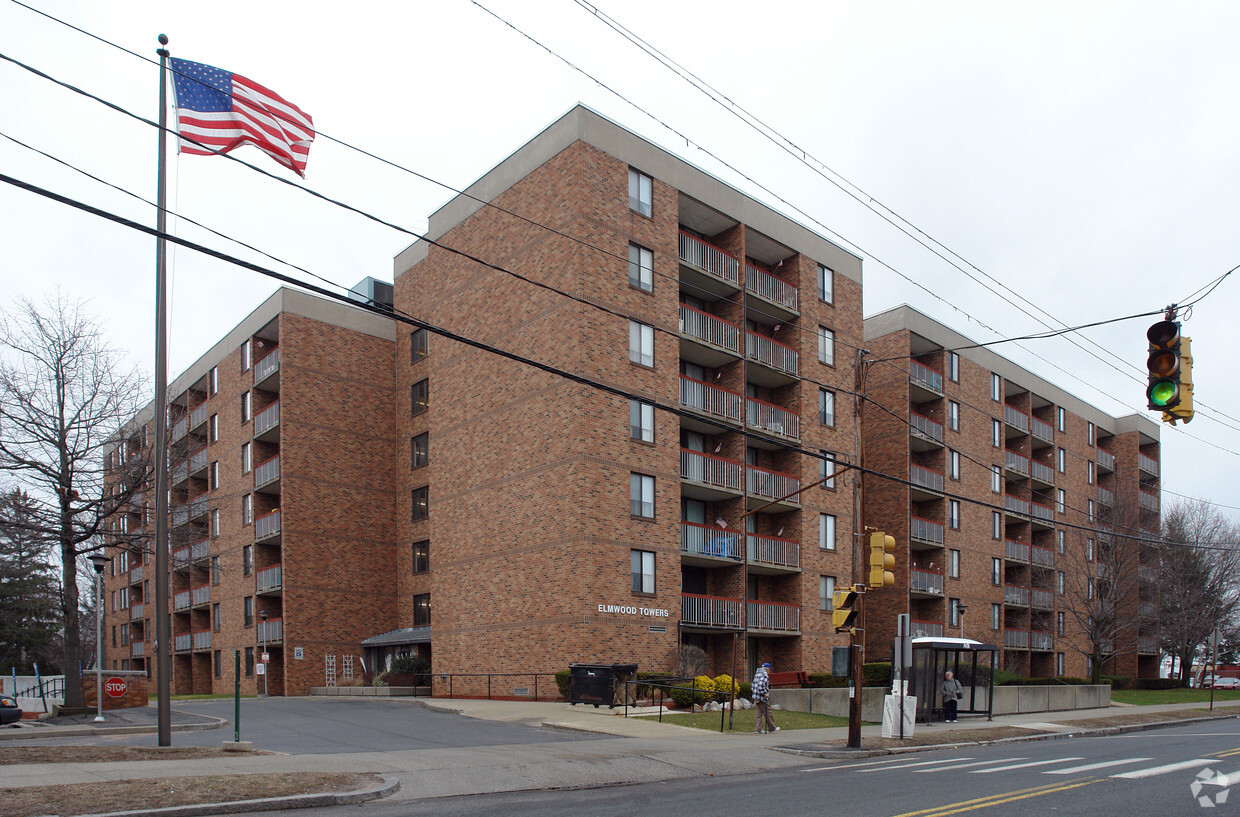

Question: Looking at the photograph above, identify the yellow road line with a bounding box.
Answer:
[889,778,1105,817]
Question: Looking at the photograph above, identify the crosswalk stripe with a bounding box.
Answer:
[971,757,1084,773]
[1044,758,1152,775]
[1112,759,1216,779]
[803,756,961,773]
[913,758,1026,772]
[860,757,977,772]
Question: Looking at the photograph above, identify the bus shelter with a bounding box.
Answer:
[909,637,996,724]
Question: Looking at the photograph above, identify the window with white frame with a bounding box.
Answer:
[629,320,655,367]
[631,549,655,593]
[1058,447,1065,473]
[210,461,220,490]
[992,511,1002,539]
[817,326,835,365]
[1057,406,1065,431]
[243,544,253,576]
[1087,539,1094,560]
[1088,500,1095,521]
[241,391,251,424]
[819,389,835,427]
[211,508,220,538]
[949,401,960,431]
[949,499,960,530]
[1087,422,1095,445]
[819,513,836,550]
[1057,489,1066,513]
[1057,529,1066,553]
[629,399,654,442]
[1087,461,1095,484]
[628,243,653,292]
[992,557,1001,585]
[630,473,655,518]
[242,494,252,525]
[209,366,219,395]
[1056,653,1065,675]
[628,168,652,217]
[209,414,219,443]
[1058,571,1065,594]
[948,351,960,382]
[991,603,1001,630]
[949,597,962,626]
[819,575,836,610]
[992,465,1002,493]
[241,442,251,474]
[1057,611,1065,635]
[949,549,961,578]
[949,450,961,480]
[820,451,837,488]
[817,264,834,304]
[992,419,1001,446]
[241,339,251,372]
[991,373,1001,401]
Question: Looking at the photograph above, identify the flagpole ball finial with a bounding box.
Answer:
[158,33,168,45]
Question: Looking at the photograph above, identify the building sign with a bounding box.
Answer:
[597,603,670,617]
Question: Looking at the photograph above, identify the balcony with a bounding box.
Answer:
[909,464,944,499]
[131,641,145,658]
[173,590,191,611]
[1004,539,1030,563]
[680,593,743,630]
[171,414,188,444]
[130,602,144,621]
[257,617,283,644]
[189,402,209,431]
[744,263,798,321]
[129,564,143,584]
[254,348,280,389]
[255,455,281,493]
[1097,487,1114,507]
[172,495,209,528]
[191,584,210,607]
[1138,636,1158,654]
[1031,588,1054,609]
[679,303,742,364]
[1004,450,1029,478]
[188,447,208,478]
[745,331,798,385]
[1004,585,1030,606]
[172,538,208,566]
[910,516,945,549]
[1031,631,1054,651]
[1138,453,1159,476]
[1030,545,1054,568]
[1004,628,1030,649]
[1030,501,1054,525]
[746,465,800,508]
[910,412,943,450]
[680,522,742,564]
[1030,460,1054,486]
[1097,449,1116,471]
[746,533,800,574]
[174,633,191,653]
[909,361,943,398]
[911,620,943,638]
[1030,416,1054,444]
[1139,490,1160,512]
[1004,494,1029,517]
[680,449,744,499]
[192,630,211,651]
[746,397,799,442]
[678,230,740,290]
[171,458,189,488]
[747,600,800,634]
[910,568,944,596]
[257,563,283,594]
[679,376,742,427]
[1004,405,1029,434]
[255,401,281,441]
[255,509,282,542]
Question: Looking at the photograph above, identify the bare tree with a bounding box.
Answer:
[0,294,150,710]
[1158,499,1240,685]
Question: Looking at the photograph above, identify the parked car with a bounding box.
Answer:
[1211,676,1240,689]
[0,695,21,724]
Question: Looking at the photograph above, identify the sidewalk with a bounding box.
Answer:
[3,696,1238,815]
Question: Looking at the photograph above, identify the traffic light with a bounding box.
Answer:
[868,531,896,589]
[1145,320,1193,424]
[1167,337,1194,424]
[832,587,860,633]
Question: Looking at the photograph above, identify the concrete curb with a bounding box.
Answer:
[78,774,400,817]
[0,714,226,742]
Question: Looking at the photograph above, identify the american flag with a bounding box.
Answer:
[170,58,314,177]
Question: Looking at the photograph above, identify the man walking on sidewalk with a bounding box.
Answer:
[752,662,779,734]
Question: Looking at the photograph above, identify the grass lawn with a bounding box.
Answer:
[1111,687,1240,706]
[649,709,852,732]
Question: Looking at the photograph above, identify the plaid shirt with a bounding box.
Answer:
[751,668,770,702]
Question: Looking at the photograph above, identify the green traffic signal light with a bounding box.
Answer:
[1146,320,1182,411]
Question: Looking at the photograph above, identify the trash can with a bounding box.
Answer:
[569,663,615,707]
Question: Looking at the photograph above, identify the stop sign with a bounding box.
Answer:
[103,677,127,698]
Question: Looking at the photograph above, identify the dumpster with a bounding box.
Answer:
[569,663,614,707]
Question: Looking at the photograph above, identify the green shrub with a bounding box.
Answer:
[1132,678,1181,690]
[389,655,430,675]
[1102,675,1132,690]
[668,675,716,708]
[739,681,752,699]
[862,662,892,687]
[555,670,571,700]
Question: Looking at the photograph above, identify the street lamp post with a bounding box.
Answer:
[87,554,109,722]
[258,610,268,698]
[958,601,969,640]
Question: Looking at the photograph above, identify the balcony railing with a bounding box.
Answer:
[1004,540,1030,562]
[130,603,144,621]
[1030,460,1054,484]
[747,600,800,632]
[1004,585,1030,606]
[255,401,281,437]
[1139,601,1158,619]
[257,563,284,592]
[910,412,943,443]
[746,397,799,440]
[171,415,188,443]
[680,376,743,423]
[191,585,210,607]
[256,509,282,541]
[911,516,945,546]
[255,455,281,490]
[257,618,284,644]
[129,564,143,584]
[1030,416,1054,443]
[1138,453,1159,476]
[1030,545,1054,568]
[189,446,208,475]
[680,522,742,561]
[173,590,190,611]
[1097,487,1114,506]
[746,534,800,569]
[680,593,743,628]
[745,331,799,378]
[254,348,280,385]
[1004,450,1029,476]
[172,495,209,527]
[1004,628,1030,649]
[680,449,744,492]
[192,630,211,651]
[910,568,944,594]
[1031,588,1054,609]
[909,361,943,394]
[746,465,800,504]
[679,303,742,354]
[1139,490,1159,512]
[1030,501,1054,522]
[678,230,740,286]
[1004,405,1029,433]
[909,464,944,493]
[1138,636,1158,654]
[1031,631,1054,650]
[174,633,191,652]
[189,402,209,430]
[911,620,943,638]
[745,264,798,312]
[173,538,208,565]
[1097,449,1116,470]
[1005,495,1029,516]
[131,641,145,658]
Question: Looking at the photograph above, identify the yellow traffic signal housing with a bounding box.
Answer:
[1163,337,1194,425]
[832,588,860,632]
[1146,320,1183,413]
[868,531,896,589]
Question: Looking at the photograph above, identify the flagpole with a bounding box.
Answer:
[153,33,172,747]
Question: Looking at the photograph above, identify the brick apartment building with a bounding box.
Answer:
[101,287,399,695]
[862,306,1162,679]
[386,105,865,685]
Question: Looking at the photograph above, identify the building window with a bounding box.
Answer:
[412,540,429,574]
[209,366,218,395]
[820,451,837,489]
[949,500,960,530]
[1057,406,1065,431]
[819,513,836,550]
[210,461,220,490]
[1057,530,1066,553]
[630,549,655,593]
[1057,489,1066,513]
[1057,612,1065,635]
[629,400,654,442]
[992,511,1001,539]
[817,264,834,304]
[991,603,1001,630]
[411,328,428,361]
[628,168,652,217]
[992,419,1001,447]
[241,340,251,372]
[1057,571,1065,594]
[242,442,252,474]
[949,450,961,480]
[1087,422,1095,445]
[949,401,960,431]
[412,486,429,521]
[628,243,653,292]
[120,623,129,646]
[241,392,251,423]
[949,549,961,578]
[1058,448,1066,473]
[214,650,222,678]
[948,352,960,382]
[411,379,429,415]
[817,326,835,366]
[412,432,429,469]
[243,545,253,576]
[242,494,253,525]
[211,556,221,585]
[413,593,431,626]
[1087,579,1094,600]
[630,473,655,518]
[992,465,1002,493]
[212,603,221,632]
[991,373,1001,400]
[1087,461,1095,484]
[949,598,962,627]
[1056,653,1065,676]
[244,596,254,627]
[629,320,655,367]
[819,575,836,610]
[1087,500,1095,521]
[1086,538,1094,560]
[245,647,254,677]
[211,508,221,538]
[992,557,1001,585]
[819,389,835,427]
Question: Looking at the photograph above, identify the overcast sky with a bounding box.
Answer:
[1,1,1235,521]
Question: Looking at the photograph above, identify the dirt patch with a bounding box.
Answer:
[1,772,382,817]
[0,745,271,764]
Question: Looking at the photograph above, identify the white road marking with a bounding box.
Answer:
[1112,759,1217,779]
[860,757,980,772]
[1044,758,1153,775]
[801,756,964,773]
[970,757,1084,773]
[913,758,1027,772]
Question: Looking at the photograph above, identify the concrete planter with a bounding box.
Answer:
[772,684,1110,718]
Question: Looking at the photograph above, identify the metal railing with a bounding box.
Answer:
[745,331,798,378]
[678,230,740,285]
[1030,631,1053,650]
[1138,452,1159,475]
[257,618,283,643]
[173,538,209,564]
[257,563,283,592]
[1097,487,1114,506]
[1004,628,1030,648]
[679,449,744,492]
[438,672,561,702]
[746,397,799,440]
[192,630,211,650]
[1004,539,1030,562]
[1097,449,1116,470]
[910,412,943,443]
[173,590,191,611]
[1004,585,1030,605]
[680,522,742,560]
[1138,636,1158,654]
[745,264,798,312]
[909,361,943,394]
[1139,490,1159,512]
[1031,501,1054,522]
[255,455,281,489]
[747,600,800,632]
[131,641,145,658]
[189,402,209,430]
[129,564,143,584]
[911,620,943,638]
[746,534,800,569]
[174,633,191,652]
[255,401,280,437]
[256,509,282,541]
[191,585,210,607]
[910,464,944,493]
[130,603,144,621]
[1030,545,1055,568]
[1030,416,1054,442]
[1004,450,1029,476]
[1030,460,1054,484]
[680,376,743,423]
[910,568,944,594]
[1031,588,1054,609]
[911,516,944,545]
[680,593,744,628]
[171,415,188,443]
[679,303,742,353]
[1005,495,1029,516]
[746,465,800,503]
[254,348,280,384]
[189,446,208,475]
[1004,405,1029,432]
